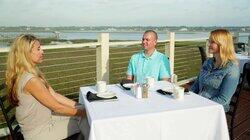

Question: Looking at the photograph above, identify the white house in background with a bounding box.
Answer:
[107,28,117,32]
[179,28,188,31]
[45,27,50,31]
[53,31,60,39]
[241,28,246,32]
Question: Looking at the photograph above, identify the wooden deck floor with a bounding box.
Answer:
[232,88,250,140]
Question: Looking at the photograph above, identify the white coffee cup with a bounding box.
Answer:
[173,86,184,100]
[96,81,107,94]
[171,74,178,84]
[146,76,155,87]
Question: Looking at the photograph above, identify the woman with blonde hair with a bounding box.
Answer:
[5,34,87,140]
[190,29,240,112]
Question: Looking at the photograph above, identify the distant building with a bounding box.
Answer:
[53,31,60,39]
[107,28,117,31]
[179,28,188,31]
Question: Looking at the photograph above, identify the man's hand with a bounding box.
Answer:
[126,75,133,81]
[161,77,170,82]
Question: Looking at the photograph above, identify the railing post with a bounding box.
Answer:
[97,33,109,83]
[248,36,250,46]
[233,32,239,44]
[167,32,175,75]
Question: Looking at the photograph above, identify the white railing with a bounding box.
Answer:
[0,32,210,85]
[1,32,249,137]
[0,32,249,85]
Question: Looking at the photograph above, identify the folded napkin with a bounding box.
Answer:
[86,91,117,102]
[120,79,133,90]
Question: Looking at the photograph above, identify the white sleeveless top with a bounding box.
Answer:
[16,72,51,138]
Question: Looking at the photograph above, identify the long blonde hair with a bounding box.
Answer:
[209,29,237,67]
[5,34,48,106]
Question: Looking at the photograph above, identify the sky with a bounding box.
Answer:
[0,0,250,27]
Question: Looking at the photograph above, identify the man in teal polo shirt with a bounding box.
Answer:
[126,30,170,83]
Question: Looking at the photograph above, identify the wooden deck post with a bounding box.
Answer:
[234,32,239,44]
[248,36,250,47]
[168,32,175,75]
[97,33,109,83]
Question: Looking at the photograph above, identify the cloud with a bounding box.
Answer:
[0,0,249,26]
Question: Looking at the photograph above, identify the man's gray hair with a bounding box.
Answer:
[144,30,158,40]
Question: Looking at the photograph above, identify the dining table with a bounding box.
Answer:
[236,53,250,73]
[79,81,229,140]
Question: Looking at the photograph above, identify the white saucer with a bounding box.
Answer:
[97,91,116,98]
[123,83,134,88]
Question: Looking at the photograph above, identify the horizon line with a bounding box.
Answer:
[1,26,250,28]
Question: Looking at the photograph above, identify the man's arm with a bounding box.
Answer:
[159,56,171,81]
[160,77,170,81]
[126,56,134,81]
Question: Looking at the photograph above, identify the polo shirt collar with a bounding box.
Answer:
[142,49,158,59]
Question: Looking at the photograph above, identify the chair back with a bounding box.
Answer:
[226,62,250,139]
[0,83,23,140]
[227,81,242,118]
[242,62,250,86]
[234,42,246,53]
[198,46,207,64]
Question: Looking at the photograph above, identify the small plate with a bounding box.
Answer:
[97,91,116,98]
[123,83,134,88]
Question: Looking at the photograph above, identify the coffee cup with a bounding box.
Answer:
[96,81,107,94]
[146,76,155,87]
[171,74,178,84]
[173,86,184,100]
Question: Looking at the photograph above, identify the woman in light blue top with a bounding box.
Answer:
[190,29,240,112]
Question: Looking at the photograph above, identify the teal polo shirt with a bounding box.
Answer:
[127,49,170,83]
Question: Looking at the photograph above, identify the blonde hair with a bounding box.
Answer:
[5,34,48,106]
[209,29,238,67]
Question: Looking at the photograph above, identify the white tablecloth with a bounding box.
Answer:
[79,81,229,140]
[236,53,250,73]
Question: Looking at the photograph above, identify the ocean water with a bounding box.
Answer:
[59,31,209,40]
[1,31,249,48]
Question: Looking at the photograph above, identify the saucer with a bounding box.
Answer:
[97,91,116,98]
[123,83,134,88]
